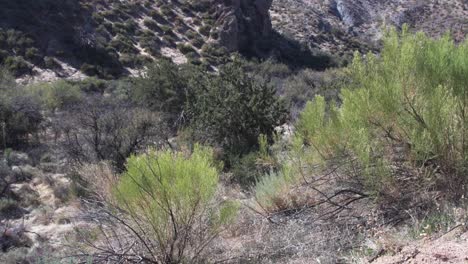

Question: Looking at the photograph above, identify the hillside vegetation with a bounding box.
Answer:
[0,26,467,263]
[0,1,468,263]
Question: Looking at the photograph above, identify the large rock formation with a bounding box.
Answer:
[271,0,468,55]
[215,0,273,56]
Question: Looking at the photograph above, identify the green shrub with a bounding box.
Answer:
[254,165,299,212]
[198,25,211,37]
[110,145,238,262]
[73,77,107,94]
[24,47,41,63]
[159,5,173,17]
[109,34,138,54]
[160,25,172,35]
[80,63,98,76]
[187,59,288,155]
[133,59,188,117]
[191,37,204,48]
[0,68,42,147]
[231,140,278,189]
[177,43,196,54]
[143,18,159,31]
[162,34,176,46]
[4,56,31,77]
[43,56,61,69]
[296,26,468,198]
[29,80,83,110]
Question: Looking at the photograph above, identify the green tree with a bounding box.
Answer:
[188,59,288,155]
[133,59,188,121]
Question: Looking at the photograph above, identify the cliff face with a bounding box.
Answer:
[215,0,273,56]
[271,0,468,55]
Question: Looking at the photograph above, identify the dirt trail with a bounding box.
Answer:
[373,227,468,264]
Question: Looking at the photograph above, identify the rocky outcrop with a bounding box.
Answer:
[215,0,273,56]
[271,0,467,55]
[333,0,370,28]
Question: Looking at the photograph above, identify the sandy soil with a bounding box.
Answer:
[373,227,468,264]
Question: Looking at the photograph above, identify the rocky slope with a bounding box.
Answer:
[271,0,468,56]
[3,0,466,81]
[0,0,274,81]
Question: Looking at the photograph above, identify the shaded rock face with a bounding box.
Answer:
[216,0,273,56]
[334,0,370,28]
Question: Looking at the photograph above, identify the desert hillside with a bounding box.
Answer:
[1,1,468,263]
[272,0,467,55]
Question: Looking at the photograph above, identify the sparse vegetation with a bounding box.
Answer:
[0,0,467,262]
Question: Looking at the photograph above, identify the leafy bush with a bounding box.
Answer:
[80,63,98,76]
[231,135,280,188]
[187,59,288,156]
[133,59,188,120]
[295,26,468,199]
[72,77,108,94]
[109,34,138,54]
[177,43,196,54]
[143,18,159,31]
[3,56,31,77]
[160,25,172,35]
[29,80,83,110]
[24,47,41,63]
[198,25,211,37]
[0,68,42,147]
[254,165,299,213]
[43,56,61,69]
[134,58,288,156]
[85,146,238,263]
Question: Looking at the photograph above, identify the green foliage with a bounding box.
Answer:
[29,80,83,110]
[3,56,31,77]
[0,68,42,147]
[114,145,237,262]
[231,152,263,188]
[296,26,468,198]
[177,43,196,54]
[134,58,287,155]
[143,18,159,31]
[80,63,98,76]
[160,25,172,35]
[109,34,138,54]
[188,59,288,155]
[133,59,188,117]
[72,77,108,94]
[198,25,211,37]
[254,165,299,212]
[43,56,61,70]
[410,210,456,238]
[231,134,280,188]
[116,146,219,215]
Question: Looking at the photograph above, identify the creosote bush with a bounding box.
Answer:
[83,145,238,263]
[295,26,468,200]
